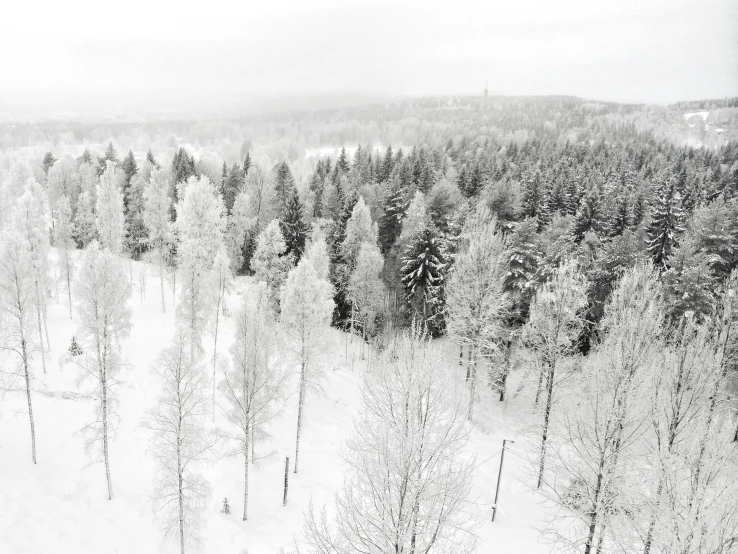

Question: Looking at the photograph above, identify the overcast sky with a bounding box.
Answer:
[1,0,736,105]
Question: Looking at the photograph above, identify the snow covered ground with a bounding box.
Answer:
[0,251,555,554]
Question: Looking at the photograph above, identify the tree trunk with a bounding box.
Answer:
[537,360,555,489]
[294,358,307,474]
[468,347,477,421]
[160,255,166,314]
[65,251,72,319]
[21,337,36,464]
[643,480,663,554]
[34,280,47,374]
[102,367,113,500]
[243,428,250,521]
[584,462,606,554]
[178,445,184,554]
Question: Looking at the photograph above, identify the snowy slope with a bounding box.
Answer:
[0,251,555,554]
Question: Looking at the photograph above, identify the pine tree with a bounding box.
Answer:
[274,161,296,214]
[572,188,604,243]
[380,145,394,183]
[42,151,57,175]
[337,147,350,174]
[646,175,686,268]
[97,142,119,176]
[119,150,138,214]
[400,223,446,333]
[279,188,308,261]
[378,178,408,254]
[505,217,542,321]
[243,152,251,175]
[146,149,158,168]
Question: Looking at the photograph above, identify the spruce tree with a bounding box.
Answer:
[380,146,394,183]
[400,224,446,333]
[646,175,686,268]
[120,150,138,214]
[378,178,408,254]
[337,147,350,174]
[279,188,308,262]
[571,188,604,243]
[274,161,296,213]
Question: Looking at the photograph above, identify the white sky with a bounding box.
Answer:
[1,0,737,104]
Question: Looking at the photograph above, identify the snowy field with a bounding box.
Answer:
[0,250,554,554]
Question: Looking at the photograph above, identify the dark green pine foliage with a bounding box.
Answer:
[607,193,632,237]
[505,218,542,322]
[222,163,243,215]
[243,152,251,175]
[380,146,394,183]
[520,169,541,219]
[97,142,119,175]
[274,161,296,214]
[337,147,350,175]
[146,149,158,168]
[378,178,408,254]
[571,189,604,243]
[77,149,93,165]
[400,224,447,335]
[42,152,57,175]
[646,175,686,268]
[120,150,139,214]
[279,188,308,261]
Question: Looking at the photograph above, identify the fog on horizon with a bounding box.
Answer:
[1,0,737,109]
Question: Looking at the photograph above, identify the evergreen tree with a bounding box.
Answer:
[505,217,542,321]
[279,188,308,261]
[119,150,138,214]
[97,142,119,176]
[646,175,686,268]
[380,146,394,183]
[74,191,98,248]
[400,224,446,333]
[146,149,158,168]
[274,161,296,214]
[42,152,57,175]
[571,188,604,243]
[337,147,350,174]
[378,177,408,254]
[243,152,251,175]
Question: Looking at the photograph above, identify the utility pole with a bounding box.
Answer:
[491,439,514,522]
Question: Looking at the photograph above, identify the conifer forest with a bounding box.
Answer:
[1,5,738,552]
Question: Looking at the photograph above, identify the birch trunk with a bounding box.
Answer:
[537,359,555,489]
[294,355,307,474]
[21,336,36,464]
[34,279,46,374]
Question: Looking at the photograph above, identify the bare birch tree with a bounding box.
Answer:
[145,328,213,554]
[281,257,334,474]
[0,230,39,463]
[521,259,587,489]
[72,241,131,499]
[143,167,172,314]
[302,330,476,554]
[220,284,287,520]
[53,194,75,319]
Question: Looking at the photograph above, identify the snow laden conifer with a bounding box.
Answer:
[0,230,39,463]
[74,190,97,248]
[280,257,334,474]
[72,242,132,499]
[143,167,173,313]
[303,331,476,554]
[221,284,286,520]
[53,195,75,319]
[176,175,226,359]
[226,189,255,274]
[146,328,213,554]
[521,259,587,488]
[280,187,308,262]
[303,223,331,281]
[397,190,426,248]
[400,223,447,335]
[253,219,292,310]
[96,161,126,254]
[446,210,510,419]
[646,174,686,268]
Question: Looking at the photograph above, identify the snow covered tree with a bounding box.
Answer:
[347,242,385,350]
[72,242,132,499]
[340,196,377,269]
[0,230,39,463]
[274,161,296,213]
[144,167,173,313]
[304,223,331,281]
[280,257,335,474]
[11,181,52,374]
[279,187,308,261]
[646,175,686,268]
[571,188,604,243]
[521,260,588,488]
[176,176,226,358]
[397,190,427,248]
[209,245,231,416]
[302,332,476,554]
[221,284,286,520]
[226,189,255,274]
[53,195,76,319]
[400,223,446,334]
[505,217,542,321]
[253,219,292,310]
[74,190,97,248]
[446,213,510,419]
[378,178,408,254]
[146,328,213,554]
[96,161,125,254]
[546,264,663,553]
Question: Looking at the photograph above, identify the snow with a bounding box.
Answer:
[0,250,556,554]
[683,111,709,121]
